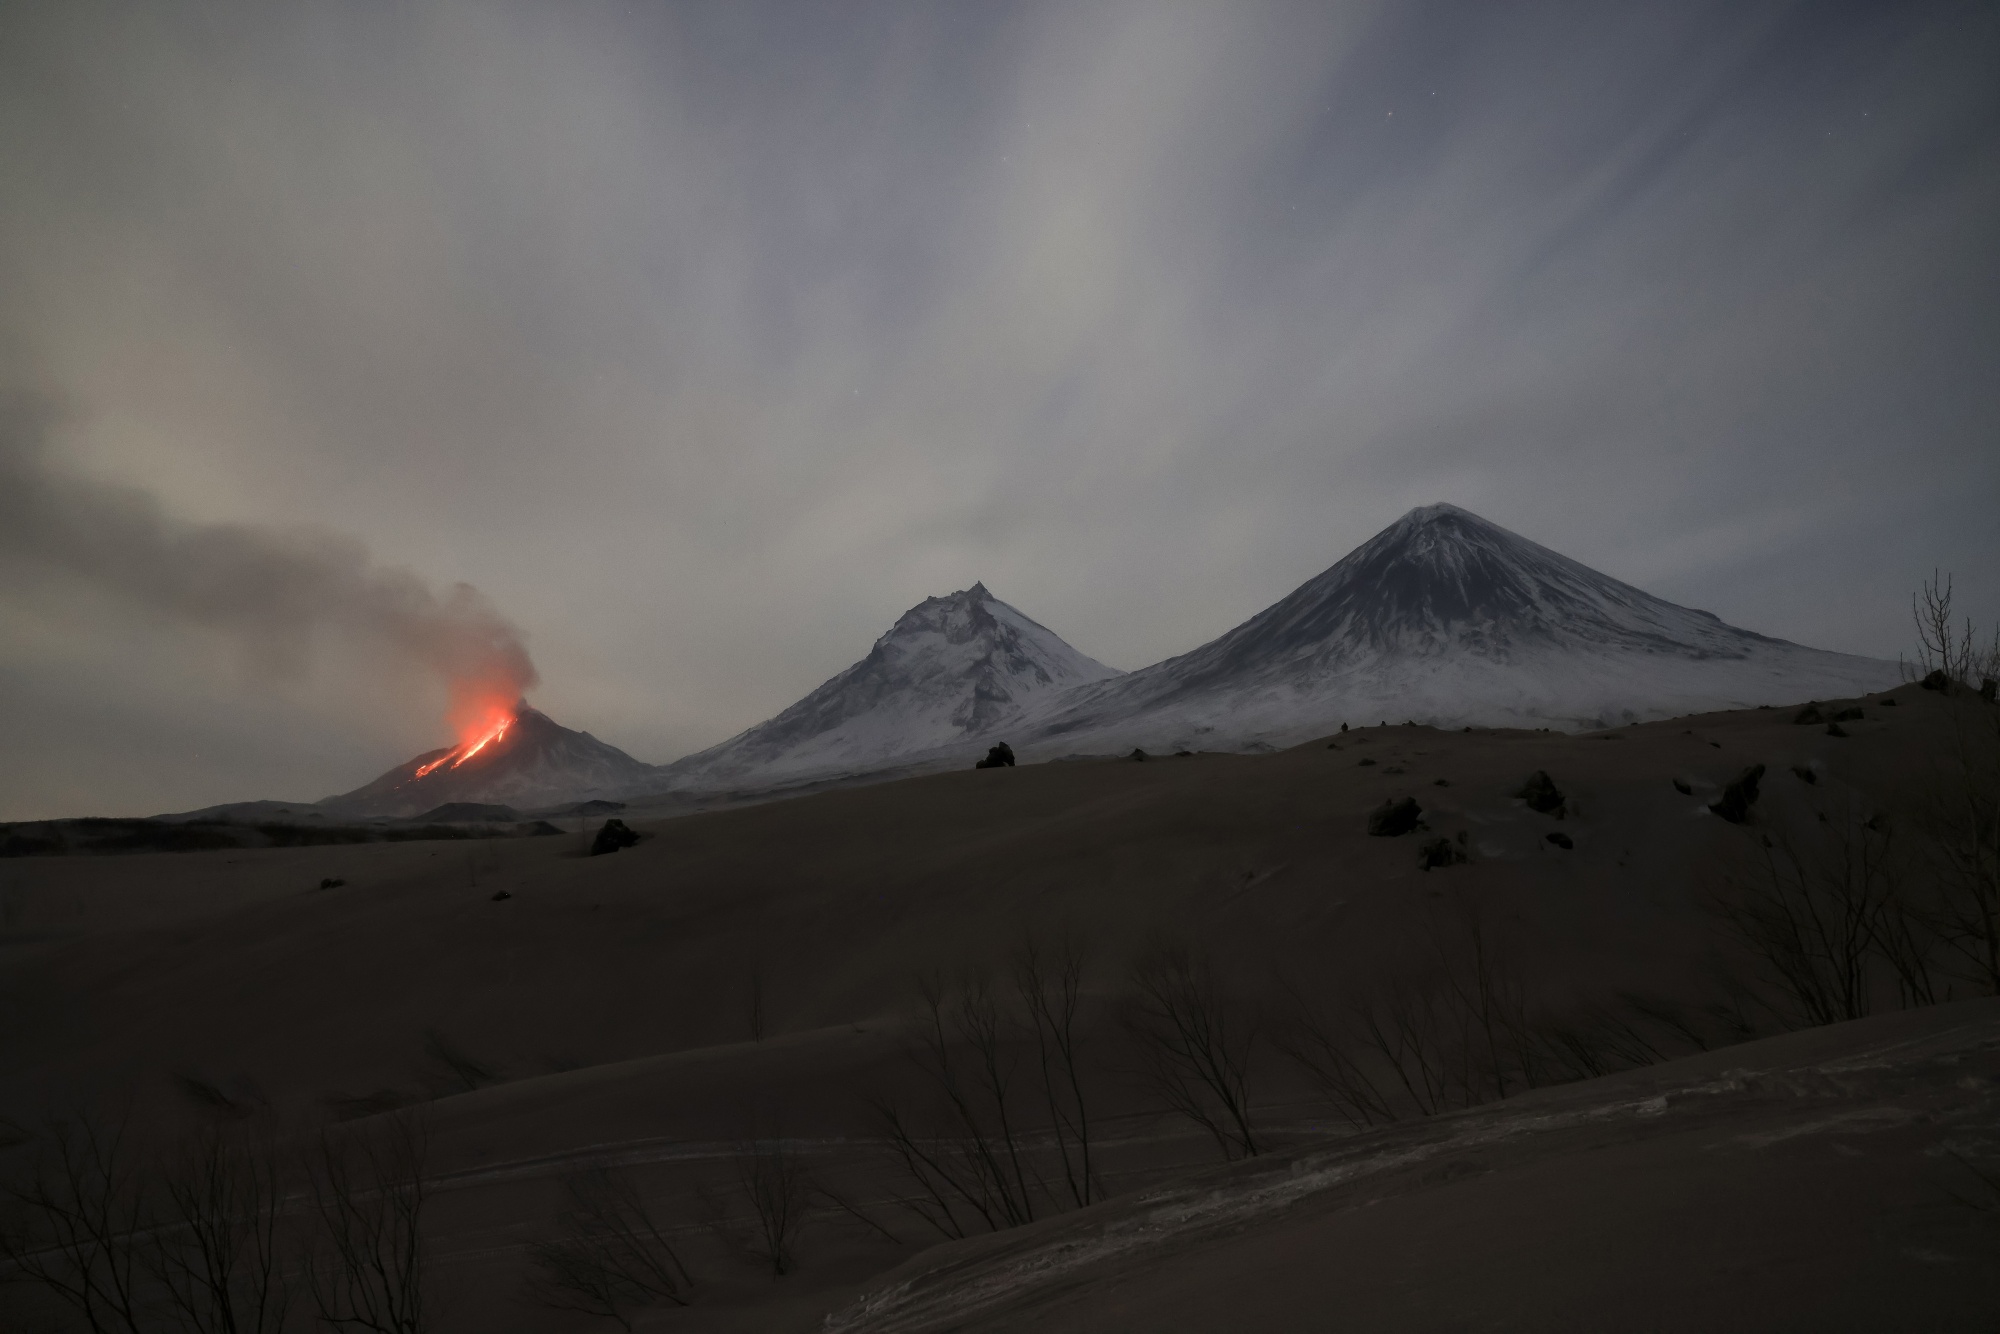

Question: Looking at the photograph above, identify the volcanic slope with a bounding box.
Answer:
[1017,503,1897,754]
[662,582,1121,791]
[318,703,659,818]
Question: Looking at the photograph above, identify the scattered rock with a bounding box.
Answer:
[1791,766,1817,785]
[589,819,641,856]
[490,890,512,901]
[1358,757,1377,767]
[1418,832,1469,869]
[1708,764,1766,824]
[318,877,346,890]
[1367,797,1424,837]
[1129,748,1149,762]
[1832,707,1864,722]
[1383,766,1406,775]
[1792,704,1824,725]
[1672,779,1692,795]
[974,742,1016,769]
[1516,770,1566,817]
[1921,669,1950,692]
[1545,832,1573,850]
[1826,723,1849,738]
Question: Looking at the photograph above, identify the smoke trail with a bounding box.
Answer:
[0,399,538,728]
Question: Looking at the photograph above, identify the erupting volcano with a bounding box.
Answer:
[318,700,661,818]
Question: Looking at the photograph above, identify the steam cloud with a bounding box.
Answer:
[0,401,538,720]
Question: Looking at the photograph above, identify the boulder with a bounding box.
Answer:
[590,818,641,856]
[1672,779,1692,795]
[1368,797,1424,837]
[1708,765,1766,824]
[1516,770,1566,817]
[1417,833,1468,869]
[1545,831,1574,850]
[1791,766,1818,785]
[1792,704,1824,725]
[974,742,1017,769]
[1921,669,1950,692]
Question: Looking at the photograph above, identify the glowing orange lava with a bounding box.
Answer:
[411,696,519,780]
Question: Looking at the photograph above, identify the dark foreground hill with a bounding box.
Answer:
[0,680,1994,1332]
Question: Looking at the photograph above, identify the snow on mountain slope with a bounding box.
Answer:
[318,704,660,817]
[1012,504,1898,753]
[663,584,1121,790]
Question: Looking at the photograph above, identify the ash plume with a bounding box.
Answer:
[0,399,538,715]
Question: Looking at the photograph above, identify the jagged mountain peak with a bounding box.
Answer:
[664,584,1119,790]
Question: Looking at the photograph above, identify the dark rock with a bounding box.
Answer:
[1921,669,1950,692]
[414,802,519,824]
[1791,766,1818,785]
[1340,723,1349,733]
[1708,764,1766,824]
[589,819,641,856]
[1129,748,1149,762]
[490,890,512,901]
[1545,831,1573,850]
[1418,833,1469,869]
[1672,779,1692,795]
[1832,707,1863,722]
[1433,778,1450,787]
[1879,697,1898,706]
[974,742,1017,769]
[1825,723,1849,738]
[1358,757,1377,767]
[1792,704,1824,725]
[1516,770,1565,817]
[318,877,346,890]
[1382,766,1406,775]
[1173,750,1195,758]
[1368,797,1423,837]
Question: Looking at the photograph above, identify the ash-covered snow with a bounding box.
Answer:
[660,584,1121,791]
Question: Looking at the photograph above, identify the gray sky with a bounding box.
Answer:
[2,0,1996,820]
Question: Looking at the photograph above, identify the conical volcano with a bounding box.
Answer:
[1018,504,1896,750]
[663,583,1120,791]
[319,703,659,817]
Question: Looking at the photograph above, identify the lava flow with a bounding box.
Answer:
[413,699,519,779]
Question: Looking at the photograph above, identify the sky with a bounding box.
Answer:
[1,0,1996,820]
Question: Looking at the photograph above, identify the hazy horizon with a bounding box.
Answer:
[3,0,1996,819]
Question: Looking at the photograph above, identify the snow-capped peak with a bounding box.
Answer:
[663,584,1120,789]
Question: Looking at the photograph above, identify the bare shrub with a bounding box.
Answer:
[1123,944,1259,1159]
[526,1168,691,1330]
[871,937,1105,1239]
[150,1123,290,1334]
[1277,909,1707,1125]
[1,1116,151,1333]
[733,1138,809,1277]
[1012,935,1100,1208]
[1712,796,1925,1027]
[873,971,1039,1238]
[304,1111,428,1334]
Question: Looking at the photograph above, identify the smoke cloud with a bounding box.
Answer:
[0,399,538,728]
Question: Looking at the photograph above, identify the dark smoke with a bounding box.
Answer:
[0,398,538,710]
